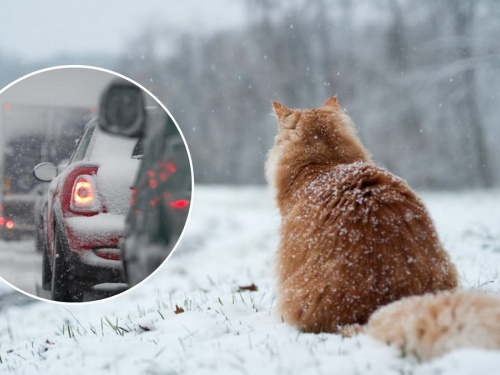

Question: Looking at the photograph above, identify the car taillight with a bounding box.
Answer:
[0,217,4,226]
[169,199,190,210]
[70,175,101,213]
[74,180,94,204]
[5,220,14,230]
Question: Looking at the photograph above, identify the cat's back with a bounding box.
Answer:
[297,161,420,221]
[287,161,439,257]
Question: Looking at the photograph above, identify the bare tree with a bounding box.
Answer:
[449,0,492,187]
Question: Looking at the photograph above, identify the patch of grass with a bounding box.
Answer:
[137,304,146,318]
[400,340,408,359]
[102,316,129,336]
[57,321,77,340]
[89,323,97,336]
[64,309,88,335]
[157,309,165,320]
[7,324,13,341]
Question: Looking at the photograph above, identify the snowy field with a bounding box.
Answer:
[1,185,500,374]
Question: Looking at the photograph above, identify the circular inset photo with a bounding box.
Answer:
[0,66,193,303]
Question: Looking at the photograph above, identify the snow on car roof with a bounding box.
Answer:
[85,121,138,162]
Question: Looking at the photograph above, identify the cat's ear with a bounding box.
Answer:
[322,95,341,110]
[272,101,292,120]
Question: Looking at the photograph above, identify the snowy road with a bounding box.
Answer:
[0,238,41,295]
[1,186,500,374]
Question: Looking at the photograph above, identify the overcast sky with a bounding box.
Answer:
[0,1,245,60]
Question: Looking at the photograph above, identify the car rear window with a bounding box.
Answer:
[86,126,138,162]
[70,124,95,163]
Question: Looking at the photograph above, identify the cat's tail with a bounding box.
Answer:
[364,291,500,360]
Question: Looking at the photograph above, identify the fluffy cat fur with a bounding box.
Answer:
[265,96,458,334]
[367,291,500,359]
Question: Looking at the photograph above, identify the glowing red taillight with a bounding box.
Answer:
[0,217,4,226]
[70,175,100,213]
[5,220,14,230]
[169,199,189,210]
[73,180,94,204]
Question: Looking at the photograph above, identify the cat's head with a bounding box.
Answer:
[265,96,370,188]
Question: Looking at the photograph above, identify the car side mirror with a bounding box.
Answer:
[33,162,57,182]
[98,80,145,138]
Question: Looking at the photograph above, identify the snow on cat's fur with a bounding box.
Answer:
[265,96,458,334]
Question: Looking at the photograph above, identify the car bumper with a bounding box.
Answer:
[63,213,126,282]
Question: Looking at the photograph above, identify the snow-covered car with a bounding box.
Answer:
[33,120,141,302]
[98,81,192,286]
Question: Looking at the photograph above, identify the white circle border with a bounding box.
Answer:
[0,64,196,306]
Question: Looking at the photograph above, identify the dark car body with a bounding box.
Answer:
[120,110,191,286]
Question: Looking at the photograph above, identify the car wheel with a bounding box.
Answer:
[41,242,52,291]
[35,217,45,252]
[51,228,84,302]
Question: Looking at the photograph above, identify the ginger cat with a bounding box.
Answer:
[266,96,458,333]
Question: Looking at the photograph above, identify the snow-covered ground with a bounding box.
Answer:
[1,185,500,374]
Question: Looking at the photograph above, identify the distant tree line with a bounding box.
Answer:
[1,0,499,189]
[114,0,500,189]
